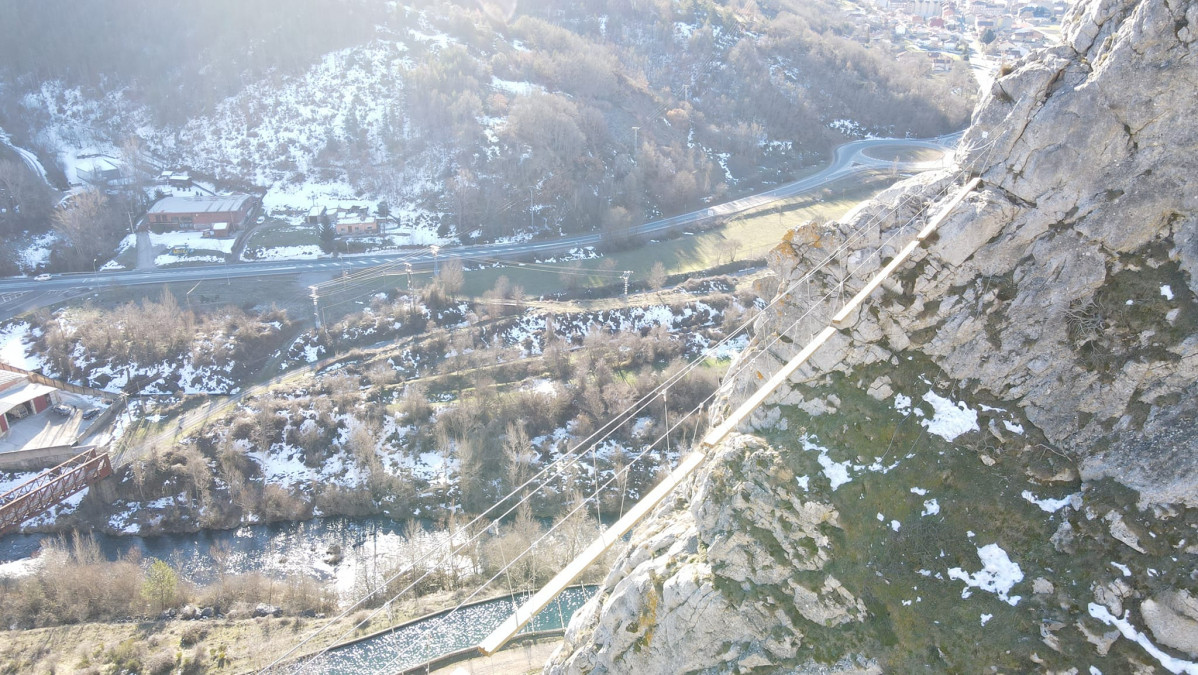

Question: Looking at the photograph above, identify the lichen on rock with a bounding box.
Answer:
[546,0,1197,671]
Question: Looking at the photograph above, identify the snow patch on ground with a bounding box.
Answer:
[1002,420,1024,435]
[149,230,236,254]
[15,232,57,272]
[919,391,978,441]
[491,76,543,96]
[252,245,325,261]
[828,118,866,137]
[803,437,853,491]
[0,322,45,370]
[156,253,224,266]
[1020,490,1079,513]
[0,556,43,580]
[947,543,1023,606]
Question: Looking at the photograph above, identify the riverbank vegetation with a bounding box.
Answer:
[0,518,612,673]
[87,284,744,535]
[2,270,749,642]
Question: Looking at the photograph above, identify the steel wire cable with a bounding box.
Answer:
[265,139,993,670]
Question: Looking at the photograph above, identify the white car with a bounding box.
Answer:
[34,273,52,281]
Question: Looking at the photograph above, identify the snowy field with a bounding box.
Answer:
[149,230,236,254]
[0,322,44,370]
[14,232,57,272]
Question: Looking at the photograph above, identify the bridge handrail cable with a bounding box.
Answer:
[266,145,996,671]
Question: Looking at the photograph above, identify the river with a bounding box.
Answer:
[0,516,468,597]
[308,586,594,673]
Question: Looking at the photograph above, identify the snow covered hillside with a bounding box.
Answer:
[3,1,972,243]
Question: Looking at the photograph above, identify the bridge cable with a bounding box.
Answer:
[275,172,957,669]
[269,140,993,669]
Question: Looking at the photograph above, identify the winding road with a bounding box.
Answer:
[0,134,958,319]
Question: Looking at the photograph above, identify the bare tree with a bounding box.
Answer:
[647,261,667,292]
[438,258,465,299]
[52,189,121,270]
[503,421,534,520]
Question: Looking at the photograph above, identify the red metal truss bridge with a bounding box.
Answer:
[0,449,112,535]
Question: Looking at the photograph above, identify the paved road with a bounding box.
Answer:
[0,135,958,313]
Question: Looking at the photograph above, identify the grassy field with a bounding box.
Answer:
[859,145,944,163]
[245,221,320,248]
[455,172,899,298]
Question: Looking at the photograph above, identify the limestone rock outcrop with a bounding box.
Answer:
[728,0,1198,507]
[546,436,872,674]
[546,0,1196,671]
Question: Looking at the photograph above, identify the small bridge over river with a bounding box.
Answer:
[0,448,112,535]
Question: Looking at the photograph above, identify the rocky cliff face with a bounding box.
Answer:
[546,0,1198,671]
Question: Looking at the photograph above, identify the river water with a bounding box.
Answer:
[310,586,594,673]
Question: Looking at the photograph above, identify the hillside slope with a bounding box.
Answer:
[546,0,1198,671]
[0,0,972,240]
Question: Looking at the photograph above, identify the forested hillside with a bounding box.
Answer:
[0,0,974,240]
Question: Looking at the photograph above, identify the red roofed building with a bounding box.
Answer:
[146,194,256,233]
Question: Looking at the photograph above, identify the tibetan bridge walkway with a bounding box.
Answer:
[0,449,112,535]
[478,176,982,655]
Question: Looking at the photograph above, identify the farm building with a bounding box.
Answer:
[146,194,256,233]
[75,155,123,186]
[0,370,55,437]
[336,218,379,236]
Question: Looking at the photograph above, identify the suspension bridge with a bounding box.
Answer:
[0,147,985,671]
[256,161,986,672]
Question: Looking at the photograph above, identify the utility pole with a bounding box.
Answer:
[404,262,413,311]
[310,285,321,328]
[186,281,201,312]
[631,126,640,157]
[622,270,632,296]
[529,186,535,232]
